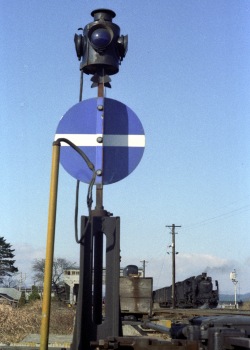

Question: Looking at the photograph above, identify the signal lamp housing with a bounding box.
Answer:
[74,9,128,77]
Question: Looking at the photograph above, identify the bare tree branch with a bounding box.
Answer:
[32,257,76,299]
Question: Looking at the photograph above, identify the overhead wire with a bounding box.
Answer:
[73,67,96,243]
[54,134,96,244]
[183,204,250,231]
[155,251,167,290]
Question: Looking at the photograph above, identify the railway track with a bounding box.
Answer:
[153,307,250,319]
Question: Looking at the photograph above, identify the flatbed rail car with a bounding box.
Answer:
[120,265,153,319]
[153,272,219,309]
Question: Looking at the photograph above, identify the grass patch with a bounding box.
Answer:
[0,300,75,344]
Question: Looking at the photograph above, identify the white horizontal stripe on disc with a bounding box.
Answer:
[55,134,102,146]
[55,134,145,147]
[103,135,145,147]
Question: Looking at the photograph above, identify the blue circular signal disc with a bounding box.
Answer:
[55,97,145,185]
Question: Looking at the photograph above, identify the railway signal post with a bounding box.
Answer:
[40,8,145,350]
[230,269,238,309]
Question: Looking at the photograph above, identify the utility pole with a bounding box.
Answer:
[18,272,26,291]
[140,260,148,277]
[166,224,181,309]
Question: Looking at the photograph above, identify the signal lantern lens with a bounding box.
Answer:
[90,28,112,48]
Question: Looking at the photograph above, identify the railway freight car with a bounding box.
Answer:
[153,272,219,309]
[120,265,153,319]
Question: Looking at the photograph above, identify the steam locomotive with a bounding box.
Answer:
[153,272,219,308]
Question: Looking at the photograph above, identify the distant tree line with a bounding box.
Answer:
[0,236,76,301]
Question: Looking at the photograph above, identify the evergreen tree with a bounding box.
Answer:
[19,291,26,306]
[29,285,40,301]
[0,237,18,284]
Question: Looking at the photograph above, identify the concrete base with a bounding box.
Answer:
[12,325,141,348]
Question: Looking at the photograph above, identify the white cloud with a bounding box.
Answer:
[122,252,250,295]
[12,243,250,296]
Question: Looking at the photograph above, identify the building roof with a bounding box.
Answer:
[0,288,22,301]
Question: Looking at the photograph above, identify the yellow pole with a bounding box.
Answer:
[40,142,60,350]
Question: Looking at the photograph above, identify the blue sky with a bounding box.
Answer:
[1,1,250,295]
